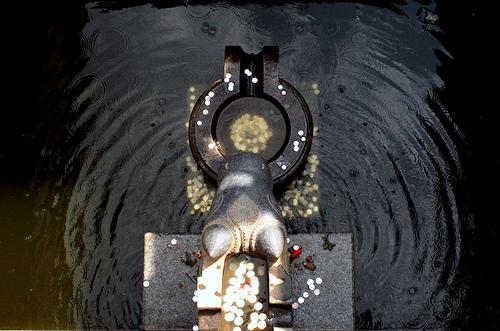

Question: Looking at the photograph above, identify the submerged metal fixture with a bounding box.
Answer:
[189,47,313,330]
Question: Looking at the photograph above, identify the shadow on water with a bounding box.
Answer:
[0,0,497,329]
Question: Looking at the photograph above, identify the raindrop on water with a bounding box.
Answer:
[208,26,217,36]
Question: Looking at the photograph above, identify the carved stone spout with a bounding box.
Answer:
[202,152,288,263]
[196,153,292,327]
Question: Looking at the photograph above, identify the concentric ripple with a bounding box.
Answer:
[28,2,473,329]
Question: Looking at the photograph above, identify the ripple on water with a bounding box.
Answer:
[184,0,215,20]
[73,30,98,64]
[93,27,129,60]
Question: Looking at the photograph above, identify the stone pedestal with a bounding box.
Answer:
[143,233,353,331]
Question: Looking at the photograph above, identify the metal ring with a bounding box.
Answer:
[188,47,313,184]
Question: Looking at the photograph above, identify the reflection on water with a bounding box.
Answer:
[0,0,492,329]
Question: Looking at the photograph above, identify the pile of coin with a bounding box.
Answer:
[280,153,320,219]
[186,156,214,215]
[230,113,272,154]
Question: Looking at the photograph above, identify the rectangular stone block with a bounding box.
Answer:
[143,233,353,331]
[143,233,199,330]
[289,234,354,331]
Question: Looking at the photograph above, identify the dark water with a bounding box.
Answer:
[1,0,497,329]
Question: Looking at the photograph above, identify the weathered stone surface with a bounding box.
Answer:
[198,255,225,310]
[269,306,293,327]
[199,310,221,331]
[269,262,292,305]
[142,233,199,330]
[289,234,354,331]
[143,233,353,331]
